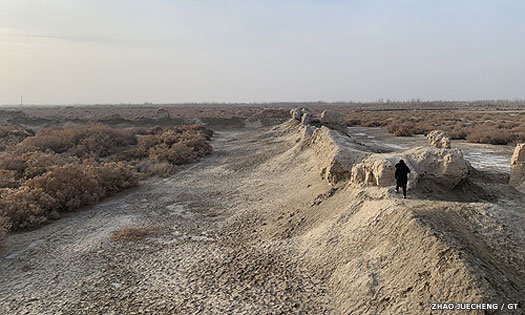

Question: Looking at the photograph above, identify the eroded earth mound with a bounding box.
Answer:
[426,130,452,149]
[509,143,525,191]
[269,113,525,313]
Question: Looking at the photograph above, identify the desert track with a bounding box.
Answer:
[0,129,332,314]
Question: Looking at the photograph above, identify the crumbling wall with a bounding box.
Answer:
[290,109,469,189]
[427,130,451,149]
[351,147,469,189]
[304,122,469,189]
[509,143,525,189]
[320,110,348,135]
[310,127,369,185]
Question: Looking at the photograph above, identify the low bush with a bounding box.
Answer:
[466,127,515,145]
[0,216,9,241]
[342,109,525,144]
[134,160,173,178]
[0,162,138,230]
[0,170,19,189]
[136,125,213,165]
[0,151,78,192]
[15,124,137,157]
[0,151,75,181]
[110,225,159,241]
[148,142,197,165]
[387,123,420,137]
[0,123,212,240]
[114,147,148,162]
[0,186,60,230]
[0,124,34,151]
[449,128,468,140]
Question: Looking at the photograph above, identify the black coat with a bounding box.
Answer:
[395,162,410,185]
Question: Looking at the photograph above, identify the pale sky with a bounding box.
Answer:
[0,0,524,105]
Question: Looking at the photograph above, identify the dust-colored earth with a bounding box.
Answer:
[1,119,524,314]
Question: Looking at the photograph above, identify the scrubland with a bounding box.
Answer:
[0,123,212,239]
[1,104,524,314]
[0,124,34,150]
[5,101,525,145]
[2,102,524,240]
[341,110,525,145]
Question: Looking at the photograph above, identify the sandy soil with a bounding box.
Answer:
[0,128,332,314]
[1,122,524,314]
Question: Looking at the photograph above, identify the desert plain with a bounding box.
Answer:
[0,102,524,314]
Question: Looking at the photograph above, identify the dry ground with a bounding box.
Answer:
[0,127,332,314]
[1,121,524,314]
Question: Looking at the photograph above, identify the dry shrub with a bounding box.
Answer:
[124,127,149,136]
[15,124,137,157]
[466,127,515,145]
[0,215,10,241]
[0,151,75,181]
[110,225,159,241]
[114,147,148,162]
[0,169,19,188]
[138,125,213,150]
[21,152,75,179]
[0,124,34,151]
[0,124,33,138]
[0,123,212,237]
[181,124,213,140]
[138,125,213,165]
[183,134,214,156]
[135,160,173,177]
[0,186,59,230]
[148,142,198,165]
[363,120,387,128]
[449,128,468,140]
[387,123,415,137]
[0,152,27,175]
[0,162,138,230]
[146,126,163,135]
[394,127,413,137]
[116,124,212,175]
[24,162,138,210]
[344,109,525,144]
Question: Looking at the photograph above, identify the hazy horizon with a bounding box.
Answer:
[1,0,524,105]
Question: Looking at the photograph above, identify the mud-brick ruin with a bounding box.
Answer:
[289,107,470,190]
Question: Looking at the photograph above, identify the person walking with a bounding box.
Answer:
[395,159,410,198]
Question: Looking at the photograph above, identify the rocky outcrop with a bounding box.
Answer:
[509,143,525,189]
[320,110,347,134]
[351,147,469,189]
[427,130,451,149]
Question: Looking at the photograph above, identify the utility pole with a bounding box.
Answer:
[20,96,23,106]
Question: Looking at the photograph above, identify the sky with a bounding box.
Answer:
[0,0,524,105]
